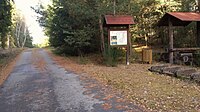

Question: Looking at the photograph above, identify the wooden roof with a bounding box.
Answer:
[158,12,200,26]
[105,15,135,25]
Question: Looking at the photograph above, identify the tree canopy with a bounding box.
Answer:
[0,0,33,49]
[0,0,12,48]
[34,0,197,55]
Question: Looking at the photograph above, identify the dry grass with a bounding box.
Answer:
[48,51,200,112]
[0,49,23,86]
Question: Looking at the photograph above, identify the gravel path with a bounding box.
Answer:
[0,49,144,112]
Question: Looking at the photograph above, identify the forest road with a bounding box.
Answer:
[0,49,144,112]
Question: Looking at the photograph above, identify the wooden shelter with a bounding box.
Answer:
[158,12,200,64]
[104,15,135,65]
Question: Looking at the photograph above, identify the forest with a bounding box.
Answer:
[0,0,33,49]
[1,1,200,111]
[32,0,197,55]
[0,0,199,58]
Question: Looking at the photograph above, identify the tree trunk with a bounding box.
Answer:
[15,22,19,47]
[7,35,9,49]
[99,15,105,54]
[22,27,27,48]
[16,21,22,48]
[1,34,6,49]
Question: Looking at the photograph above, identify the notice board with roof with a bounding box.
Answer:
[104,15,135,65]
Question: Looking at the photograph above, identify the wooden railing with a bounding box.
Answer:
[172,48,200,52]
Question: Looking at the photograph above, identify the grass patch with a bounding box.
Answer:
[0,48,23,85]
[0,49,22,67]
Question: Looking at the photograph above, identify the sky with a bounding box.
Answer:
[14,0,51,44]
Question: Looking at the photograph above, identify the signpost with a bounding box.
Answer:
[104,15,134,65]
[109,29,130,65]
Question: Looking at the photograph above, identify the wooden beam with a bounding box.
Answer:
[168,17,174,64]
[172,48,200,52]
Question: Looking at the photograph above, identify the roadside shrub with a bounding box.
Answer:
[103,45,125,67]
[52,46,77,56]
[131,49,141,63]
[78,55,89,65]
[153,52,161,62]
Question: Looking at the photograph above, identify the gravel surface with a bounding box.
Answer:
[0,49,144,112]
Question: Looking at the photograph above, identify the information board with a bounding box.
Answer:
[110,30,127,45]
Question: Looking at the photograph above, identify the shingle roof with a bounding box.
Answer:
[105,15,135,25]
[158,12,200,26]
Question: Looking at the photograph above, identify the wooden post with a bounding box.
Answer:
[126,26,130,65]
[197,22,200,47]
[168,18,174,64]
[196,0,200,46]
[128,25,132,56]
[108,27,111,63]
[126,49,129,65]
[108,27,110,50]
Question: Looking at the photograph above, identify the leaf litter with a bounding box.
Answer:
[48,51,200,112]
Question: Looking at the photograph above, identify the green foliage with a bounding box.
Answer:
[24,36,34,48]
[131,49,140,62]
[35,1,91,55]
[0,0,12,49]
[173,22,196,48]
[179,0,195,11]
[12,16,33,48]
[103,45,125,67]
[132,0,181,46]
[137,0,198,48]
[34,0,199,64]
[35,0,132,56]
[0,1,33,49]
